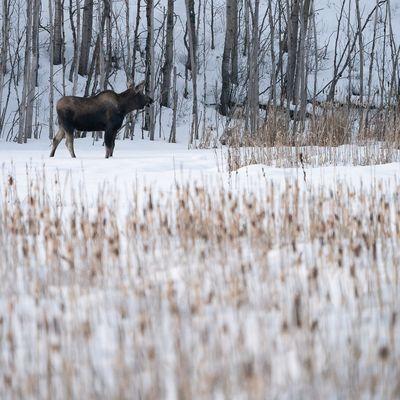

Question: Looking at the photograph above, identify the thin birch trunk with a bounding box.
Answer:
[161,0,174,107]
[0,0,10,137]
[79,0,93,76]
[248,0,260,136]
[53,0,63,65]
[185,0,199,143]
[24,0,40,140]
[49,0,55,139]
[144,0,155,140]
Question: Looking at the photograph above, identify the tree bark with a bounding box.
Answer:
[53,0,63,65]
[220,0,235,116]
[248,0,260,135]
[25,0,40,140]
[78,0,93,76]
[185,0,199,142]
[48,0,55,139]
[285,0,300,104]
[144,0,155,140]
[0,0,10,136]
[230,0,238,84]
[161,0,174,107]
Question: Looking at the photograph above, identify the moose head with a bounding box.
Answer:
[126,81,153,111]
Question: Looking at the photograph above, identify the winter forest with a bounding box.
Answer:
[0,1,400,399]
[0,0,399,145]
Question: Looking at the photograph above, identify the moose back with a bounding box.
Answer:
[50,82,153,158]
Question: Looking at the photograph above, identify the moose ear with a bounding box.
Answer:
[134,81,145,92]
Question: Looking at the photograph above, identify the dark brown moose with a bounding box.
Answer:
[50,82,153,158]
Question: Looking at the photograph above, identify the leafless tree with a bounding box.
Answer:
[53,0,63,65]
[161,0,174,107]
[79,0,93,76]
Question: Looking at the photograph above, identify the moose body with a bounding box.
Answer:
[50,82,152,158]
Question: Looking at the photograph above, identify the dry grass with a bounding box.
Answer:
[0,171,399,399]
[226,143,400,171]
[220,105,400,171]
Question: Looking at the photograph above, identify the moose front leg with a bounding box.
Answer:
[104,130,115,158]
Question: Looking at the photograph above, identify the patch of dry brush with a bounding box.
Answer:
[222,106,400,171]
[0,173,399,399]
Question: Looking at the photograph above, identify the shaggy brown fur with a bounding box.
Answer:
[50,82,153,158]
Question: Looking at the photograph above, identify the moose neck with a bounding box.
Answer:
[118,89,139,115]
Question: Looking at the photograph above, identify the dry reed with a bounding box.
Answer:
[0,170,399,399]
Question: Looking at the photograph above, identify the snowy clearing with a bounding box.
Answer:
[0,140,399,399]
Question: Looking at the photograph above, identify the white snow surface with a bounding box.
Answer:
[0,141,400,399]
[2,0,400,141]
[1,138,399,199]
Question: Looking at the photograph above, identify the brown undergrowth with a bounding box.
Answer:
[0,173,399,399]
[221,105,400,171]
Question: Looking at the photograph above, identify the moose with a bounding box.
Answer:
[50,82,153,158]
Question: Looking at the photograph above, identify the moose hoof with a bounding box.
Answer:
[105,148,112,158]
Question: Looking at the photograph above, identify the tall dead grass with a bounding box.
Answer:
[221,105,400,171]
[0,172,399,399]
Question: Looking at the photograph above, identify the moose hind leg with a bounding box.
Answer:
[110,136,116,157]
[50,129,66,157]
[65,131,77,158]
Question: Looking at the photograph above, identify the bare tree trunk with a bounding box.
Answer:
[346,0,353,105]
[220,0,235,116]
[131,0,141,83]
[169,66,177,143]
[97,0,106,92]
[48,0,55,139]
[53,0,63,65]
[202,0,207,139]
[124,0,131,81]
[144,0,155,140]
[311,0,318,106]
[285,0,300,104]
[78,0,93,76]
[248,0,260,135]
[296,0,311,116]
[185,0,199,142]
[327,0,345,102]
[277,1,286,104]
[84,34,99,96]
[366,0,379,110]
[210,0,215,50]
[355,0,365,134]
[69,0,81,95]
[0,0,10,137]
[243,0,249,57]
[18,0,33,143]
[268,0,277,143]
[25,0,40,140]
[186,0,197,72]
[231,0,238,84]
[161,0,174,107]
[104,0,112,90]
[123,0,132,139]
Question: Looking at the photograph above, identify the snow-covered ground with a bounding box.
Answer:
[0,140,399,399]
[2,137,399,198]
[1,0,400,396]
[2,0,400,142]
